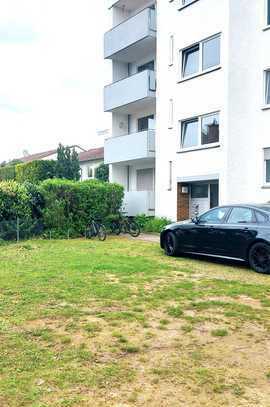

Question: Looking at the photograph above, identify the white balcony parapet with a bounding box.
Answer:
[124,191,155,216]
[104,7,156,61]
[104,70,156,113]
[104,129,155,165]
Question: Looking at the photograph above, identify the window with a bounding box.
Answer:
[181,34,220,78]
[255,211,268,224]
[265,70,270,105]
[181,112,220,149]
[181,118,198,148]
[264,148,270,183]
[191,184,208,199]
[137,60,155,73]
[227,207,254,224]
[138,115,154,132]
[87,166,94,178]
[182,45,199,77]
[137,168,154,191]
[201,113,220,145]
[202,36,220,70]
[199,207,228,224]
[267,0,270,25]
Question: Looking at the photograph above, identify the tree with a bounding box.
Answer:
[56,144,80,181]
[95,164,109,182]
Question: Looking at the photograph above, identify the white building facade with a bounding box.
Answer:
[104,0,270,220]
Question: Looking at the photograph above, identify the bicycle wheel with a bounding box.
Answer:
[111,221,121,235]
[98,224,107,241]
[86,226,93,239]
[128,221,141,238]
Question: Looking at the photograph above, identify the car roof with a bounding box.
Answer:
[217,204,270,214]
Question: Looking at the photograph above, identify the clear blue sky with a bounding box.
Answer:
[0,0,112,162]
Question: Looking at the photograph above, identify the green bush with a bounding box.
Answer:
[0,181,33,221]
[135,215,172,233]
[0,165,16,181]
[95,164,109,182]
[16,160,57,184]
[40,179,124,234]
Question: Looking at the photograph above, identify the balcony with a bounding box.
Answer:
[105,129,155,165]
[104,70,156,113]
[104,7,156,62]
[124,191,155,216]
[108,0,151,12]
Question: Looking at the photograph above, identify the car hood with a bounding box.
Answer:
[163,219,192,231]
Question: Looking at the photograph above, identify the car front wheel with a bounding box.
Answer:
[249,242,270,274]
[164,232,178,257]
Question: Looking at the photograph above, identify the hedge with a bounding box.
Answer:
[0,181,33,221]
[16,160,57,184]
[40,179,124,234]
[135,215,172,233]
[0,165,16,181]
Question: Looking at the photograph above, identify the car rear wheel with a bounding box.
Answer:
[249,242,270,274]
[164,232,178,256]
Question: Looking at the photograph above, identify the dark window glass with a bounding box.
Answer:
[181,118,198,148]
[182,44,199,77]
[268,0,270,25]
[202,36,220,70]
[199,207,228,224]
[191,184,208,199]
[138,115,154,132]
[255,211,268,224]
[266,160,270,183]
[137,61,155,73]
[227,208,254,224]
[201,113,219,145]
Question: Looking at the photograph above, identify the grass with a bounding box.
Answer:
[1,237,270,406]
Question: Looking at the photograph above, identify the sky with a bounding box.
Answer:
[0,0,112,162]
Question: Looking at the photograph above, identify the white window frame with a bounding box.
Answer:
[87,166,95,179]
[179,111,220,152]
[179,33,221,81]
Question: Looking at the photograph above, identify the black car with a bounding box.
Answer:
[160,204,270,274]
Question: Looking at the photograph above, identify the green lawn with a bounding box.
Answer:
[1,238,270,406]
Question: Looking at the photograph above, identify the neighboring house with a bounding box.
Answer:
[16,145,104,181]
[17,145,85,164]
[104,0,270,220]
[79,147,104,181]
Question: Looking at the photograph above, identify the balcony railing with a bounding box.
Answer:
[104,129,155,164]
[104,70,156,113]
[104,7,156,61]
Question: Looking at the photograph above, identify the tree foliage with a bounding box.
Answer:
[15,161,57,184]
[95,164,109,182]
[56,144,80,181]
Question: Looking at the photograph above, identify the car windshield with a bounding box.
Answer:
[255,206,270,213]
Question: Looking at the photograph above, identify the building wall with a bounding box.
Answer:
[155,0,228,220]
[226,0,270,204]
[80,159,104,181]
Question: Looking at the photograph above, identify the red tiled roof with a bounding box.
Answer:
[18,149,57,163]
[78,147,104,163]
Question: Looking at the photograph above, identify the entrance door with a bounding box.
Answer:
[190,183,210,218]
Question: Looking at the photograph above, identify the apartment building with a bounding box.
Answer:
[104,0,270,220]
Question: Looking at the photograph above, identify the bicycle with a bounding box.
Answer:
[86,218,107,241]
[108,214,140,238]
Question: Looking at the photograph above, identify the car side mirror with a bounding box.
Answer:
[192,216,200,224]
